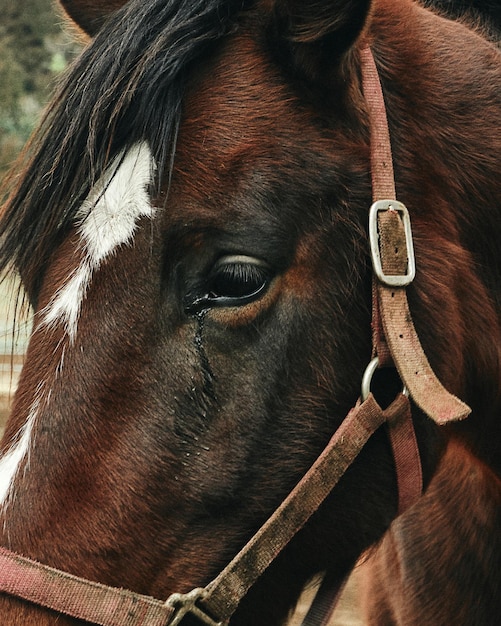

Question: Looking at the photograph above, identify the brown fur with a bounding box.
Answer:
[361,441,501,625]
[0,0,499,624]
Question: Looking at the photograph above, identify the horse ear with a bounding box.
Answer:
[59,0,128,36]
[267,0,373,83]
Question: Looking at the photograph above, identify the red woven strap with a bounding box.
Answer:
[0,547,174,626]
[360,46,470,425]
[298,400,421,626]
[360,48,396,200]
[0,395,395,626]
[385,393,423,514]
[200,394,399,623]
[378,277,470,423]
[297,44,464,626]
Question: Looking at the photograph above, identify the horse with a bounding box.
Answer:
[0,0,499,624]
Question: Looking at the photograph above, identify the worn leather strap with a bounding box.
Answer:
[0,394,396,626]
[360,46,470,425]
[385,394,423,514]
[298,44,456,626]
[0,546,175,626]
[378,274,471,424]
[298,394,422,626]
[200,393,392,623]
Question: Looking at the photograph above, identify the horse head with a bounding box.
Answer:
[0,0,499,624]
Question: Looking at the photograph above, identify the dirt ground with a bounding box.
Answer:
[289,573,363,625]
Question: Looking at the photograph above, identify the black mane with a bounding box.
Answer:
[1,0,498,300]
[0,0,246,297]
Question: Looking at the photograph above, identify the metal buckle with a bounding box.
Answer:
[165,588,224,626]
[369,200,416,287]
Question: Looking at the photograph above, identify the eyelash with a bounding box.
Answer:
[185,256,272,314]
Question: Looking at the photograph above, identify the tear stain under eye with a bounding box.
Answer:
[195,310,216,402]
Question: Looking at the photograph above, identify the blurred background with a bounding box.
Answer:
[0,0,83,429]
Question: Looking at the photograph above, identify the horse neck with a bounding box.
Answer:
[361,439,501,624]
[371,1,501,472]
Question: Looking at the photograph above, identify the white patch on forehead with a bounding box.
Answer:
[41,141,156,340]
[42,263,92,340]
[77,141,156,263]
[0,143,157,514]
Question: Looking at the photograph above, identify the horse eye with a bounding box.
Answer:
[185,255,272,314]
[209,256,271,300]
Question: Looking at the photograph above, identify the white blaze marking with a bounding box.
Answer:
[42,141,156,339]
[0,398,39,510]
[42,263,93,340]
[0,141,156,510]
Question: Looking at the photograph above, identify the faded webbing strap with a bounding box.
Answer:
[200,394,400,623]
[0,395,394,626]
[0,546,175,626]
[376,210,424,511]
[297,44,448,626]
[385,394,423,514]
[360,46,470,425]
[298,395,422,626]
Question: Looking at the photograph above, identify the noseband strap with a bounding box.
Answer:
[0,46,471,626]
[200,394,403,624]
[0,394,403,626]
[0,546,175,626]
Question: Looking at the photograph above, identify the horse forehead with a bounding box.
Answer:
[169,36,333,229]
[179,33,306,158]
[37,142,157,340]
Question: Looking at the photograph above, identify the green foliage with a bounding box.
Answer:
[0,0,83,178]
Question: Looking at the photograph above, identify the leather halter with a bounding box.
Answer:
[0,46,470,626]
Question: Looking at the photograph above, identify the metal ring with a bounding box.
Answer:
[361,356,408,401]
[361,357,380,401]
